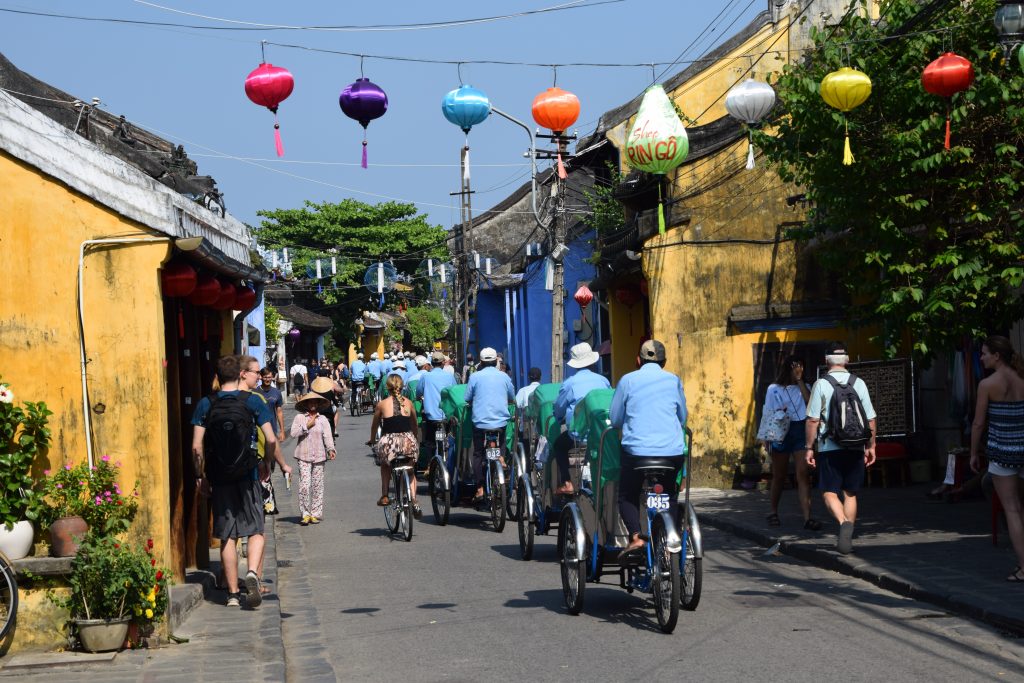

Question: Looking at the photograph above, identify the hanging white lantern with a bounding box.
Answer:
[724,78,776,169]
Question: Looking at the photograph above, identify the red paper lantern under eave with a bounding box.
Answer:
[209,280,238,311]
[615,284,640,308]
[234,285,257,311]
[921,52,974,149]
[161,262,197,298]
[188,274,221,307]
[574,284,594,309]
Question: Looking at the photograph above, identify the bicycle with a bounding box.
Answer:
[427,421,451,525]
[0,550,18,642]
[380,450,415,542]
[482,429,507,533]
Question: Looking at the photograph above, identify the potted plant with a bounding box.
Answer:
[40,457,138,555]
[0,380,50,560]
[124,537,171,649]
[50,534,170,653]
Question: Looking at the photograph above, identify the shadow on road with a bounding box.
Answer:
[489,543,558,563]
[503,588,664,633]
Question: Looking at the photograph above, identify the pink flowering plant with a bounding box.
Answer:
[40,458,139,536]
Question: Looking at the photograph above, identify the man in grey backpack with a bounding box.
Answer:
[804,343,877,554]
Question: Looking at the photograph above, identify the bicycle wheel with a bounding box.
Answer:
[489,461,506,533]
[653,522,680,633]
[429,460,450,526]
[383,472,400,534]
[506,451,520,522]
[680,522,702,611]
[400,469,414,542]
[0,551,17,641]
[349,391,357,417]
[559,509,585,615]
[517,479,534,561]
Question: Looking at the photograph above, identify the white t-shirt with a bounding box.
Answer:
[289,364,308,380]
[806,370,877,452]
[764,384,807,421]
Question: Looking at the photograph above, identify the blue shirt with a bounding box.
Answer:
[256,384,283,416]
[555,368,611,438]
[407,369,425,385]
[806,370,876,452]
[191,390,275,428]
[609,363,688,456]
[465,366,515,430]
[417,367,456,421]
[382,359,393,375]
[387,369,407,386]
[367,360,382,379]
[350,360,366,381]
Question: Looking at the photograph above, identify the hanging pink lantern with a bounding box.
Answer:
[339,78,389,169]
[245,63,295,157]
[574,284,594,309]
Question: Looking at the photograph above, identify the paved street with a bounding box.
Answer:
[4,407,1023,681]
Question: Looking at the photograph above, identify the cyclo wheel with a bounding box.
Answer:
[428,460,450,526]
[0,551,18,641]
[517,479,534,561]
[681,514,702,611]
[400,469,414,542]
[653,521,680,633]
[506,448,520,522]
[558,508,585,615]
[383,471,400,535]
[489,460,506,533]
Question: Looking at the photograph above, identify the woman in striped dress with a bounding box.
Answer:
[971,336,1024,582]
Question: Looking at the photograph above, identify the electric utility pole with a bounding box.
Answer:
[450,145,475,364]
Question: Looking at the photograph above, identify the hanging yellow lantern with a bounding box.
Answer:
[819,67,872,165]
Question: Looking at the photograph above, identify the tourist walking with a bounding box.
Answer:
[761,355,820,530]
[804,343,877,554]
[290,392,336,526]
[970,335,1024,582]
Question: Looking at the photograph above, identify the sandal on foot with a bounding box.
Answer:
[767,512,781,527]
[1007,566,1024,583]
[376,496,389,507]
[412,503,423,520]
[803,518,823,531]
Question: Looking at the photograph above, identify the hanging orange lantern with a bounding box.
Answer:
[921,52,974,150]
[188,274,220,307]
[161,262,197,298]
[532,86,580,179]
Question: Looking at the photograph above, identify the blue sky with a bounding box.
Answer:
[0,1,764,234]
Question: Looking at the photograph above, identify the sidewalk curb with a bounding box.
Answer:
[698,511,1024,638]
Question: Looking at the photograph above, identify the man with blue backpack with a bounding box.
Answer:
[804,342,877,555]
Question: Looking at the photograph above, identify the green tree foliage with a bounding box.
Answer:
[403,306,448,350]
[756,0,1024,358]
[255,199,449,341]
[264,302,281,348]
[583,161,626,236]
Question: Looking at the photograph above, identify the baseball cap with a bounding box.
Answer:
[414,355,427,367]
[480,347,498,362]
[639,339,666,362]
[370,352,379,359]
[357,352,364,359]
[826,342,848,355]
[431,351,446,364]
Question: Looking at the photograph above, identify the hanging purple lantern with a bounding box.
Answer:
[339,78,389,168]
[287,327,301,339]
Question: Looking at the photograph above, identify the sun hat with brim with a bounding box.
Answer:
[567,342,600,369]
[310,376,335,394]
[296,392,330,411]
[415,355,428,367]
[480,347,498,362]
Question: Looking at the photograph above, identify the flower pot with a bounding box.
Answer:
[0,520,34,560]
[50,516,88,557]
[75,616,131,653]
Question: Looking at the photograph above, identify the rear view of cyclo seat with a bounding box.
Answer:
[572,388,631,549]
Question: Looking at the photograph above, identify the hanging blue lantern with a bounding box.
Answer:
[441,85,491,133]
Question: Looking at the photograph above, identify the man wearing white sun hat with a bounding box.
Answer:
[552,342,610,495]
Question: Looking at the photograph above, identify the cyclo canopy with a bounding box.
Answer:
[440,383,516,451]
[526,382,562,447]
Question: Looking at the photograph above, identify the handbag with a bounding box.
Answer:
[756,386,794,442]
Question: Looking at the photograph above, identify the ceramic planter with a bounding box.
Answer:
[0,520,34,560]
[75,616,130,652]
[49,516,88,557]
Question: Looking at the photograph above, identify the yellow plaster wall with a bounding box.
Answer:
[608,299,646,382]
[0,152,174,579]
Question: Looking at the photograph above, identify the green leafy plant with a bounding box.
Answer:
[0,379,50,530]
[755,0,1024,359]
[51,534,170,624]
[404,306,449,350]
[583,161,626,236]
[264,302,282,348]
[40,457,139,536]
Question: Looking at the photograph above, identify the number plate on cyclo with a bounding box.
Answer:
[646,493,671,511]
[486,447,502,461]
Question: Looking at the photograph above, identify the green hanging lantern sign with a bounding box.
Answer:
[624,85,689,234]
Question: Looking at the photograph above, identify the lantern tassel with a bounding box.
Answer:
[177,305,185,340]
[842,119,854,166]
[944,102,952,150]
[273,118,284,157]
[557,151,568,180]
[657,182,666,235]
[362,139,368,169]
[746,134,755,170]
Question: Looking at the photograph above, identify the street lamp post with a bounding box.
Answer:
[994,1,1024,56]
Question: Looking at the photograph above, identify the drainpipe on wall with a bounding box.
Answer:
[77,235,203,469]
[233,281,266,355]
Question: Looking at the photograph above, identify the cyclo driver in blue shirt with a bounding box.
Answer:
[609,339,688,556]
[416,351,457,455]
[464,347,515,503]
[349,352,367,397]
[552,342,611,495]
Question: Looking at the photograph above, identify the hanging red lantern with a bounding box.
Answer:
[532,86,580,179]
[209,280,237,311]
[188,274,220,307]
[245,62,295,157]
[615,284,640,308]
[161,262,197,298]
[574,284,594,309]
[921,52,974,150]
[234,285,257,310]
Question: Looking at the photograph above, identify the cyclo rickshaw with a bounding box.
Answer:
[556,388,703,633]
[404,378,434,475]
[428,384,515,531]
[515,382,589,560]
